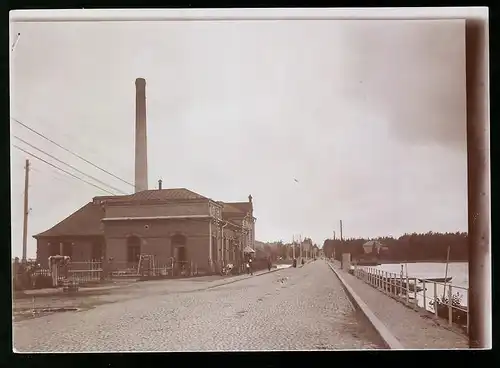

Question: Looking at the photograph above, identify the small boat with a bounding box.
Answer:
[418,277,453,283]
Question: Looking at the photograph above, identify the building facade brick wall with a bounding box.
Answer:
[36,237,103,267]
[103,219,211,271]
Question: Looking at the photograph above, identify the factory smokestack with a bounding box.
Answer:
[135,78,148,193]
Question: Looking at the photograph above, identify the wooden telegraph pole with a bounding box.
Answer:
[22,159,30,263]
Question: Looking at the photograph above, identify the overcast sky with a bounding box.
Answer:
[10,18,467,257]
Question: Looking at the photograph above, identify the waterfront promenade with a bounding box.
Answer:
[328,261,469,349]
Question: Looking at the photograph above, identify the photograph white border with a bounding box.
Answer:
[9,7,490,350]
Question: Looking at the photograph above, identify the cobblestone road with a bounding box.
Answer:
[13,261,384,352]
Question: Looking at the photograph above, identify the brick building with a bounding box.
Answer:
[34,187,256,273]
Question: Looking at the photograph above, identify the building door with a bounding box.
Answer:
[127,236,141,265]
[171,234,187,262]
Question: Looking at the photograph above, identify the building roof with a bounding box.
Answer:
[111,188,208,202]
[35,188,251,239]
[34,202,105,238]
[220,202,254,221]
[228,202,252,214]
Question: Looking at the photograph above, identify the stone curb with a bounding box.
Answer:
[204,266,289,290]
[327,262,405,350]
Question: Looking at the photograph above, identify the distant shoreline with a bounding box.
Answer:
[378,260,468,264]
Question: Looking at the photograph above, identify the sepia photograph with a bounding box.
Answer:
[10,8,490,352]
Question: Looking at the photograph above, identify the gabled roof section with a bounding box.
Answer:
[34,202,104,238]
[114,188,208,202]
[220,202,249,221]
[225,202,252,215]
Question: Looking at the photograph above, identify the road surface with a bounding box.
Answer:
[13,260,384,351]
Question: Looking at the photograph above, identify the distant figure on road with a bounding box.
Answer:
[267,257,272,271]
[301,258,305,266]
[248,258,253,275]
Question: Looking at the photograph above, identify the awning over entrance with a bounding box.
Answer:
[243,246,255,254]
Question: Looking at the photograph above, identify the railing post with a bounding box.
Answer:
[434,282,438,317]
[405,274,409,305]
[414,277,418,310]
[422,279,427,312]
[399,271,403,297]
[448,284,453,326]
[467,301,470,335]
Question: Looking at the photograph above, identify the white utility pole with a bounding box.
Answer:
[22,159,30,262]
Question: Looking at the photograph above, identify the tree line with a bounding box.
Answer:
[322,232,468,262]
[254,239,320,260]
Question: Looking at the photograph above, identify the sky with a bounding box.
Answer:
[10,18,467,257]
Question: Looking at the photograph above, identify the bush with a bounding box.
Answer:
[429,292,468,328]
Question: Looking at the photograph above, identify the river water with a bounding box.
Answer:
[360,262,468,310]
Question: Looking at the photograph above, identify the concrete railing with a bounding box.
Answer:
[353,266,469,334]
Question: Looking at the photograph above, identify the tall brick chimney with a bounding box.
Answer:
[135,77,148,193]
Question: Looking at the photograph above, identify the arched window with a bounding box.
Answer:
[171,234,187,247]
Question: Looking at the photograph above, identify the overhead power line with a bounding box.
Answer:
[14,135,128,195]
[11,117,134,188]
[31,165,91,188]
[13,145,116,195]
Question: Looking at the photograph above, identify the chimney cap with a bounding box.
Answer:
[135,77,146,86]
[248,194,253,203]
[158,179,162,190]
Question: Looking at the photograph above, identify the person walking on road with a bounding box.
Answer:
[267,257,272,272]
